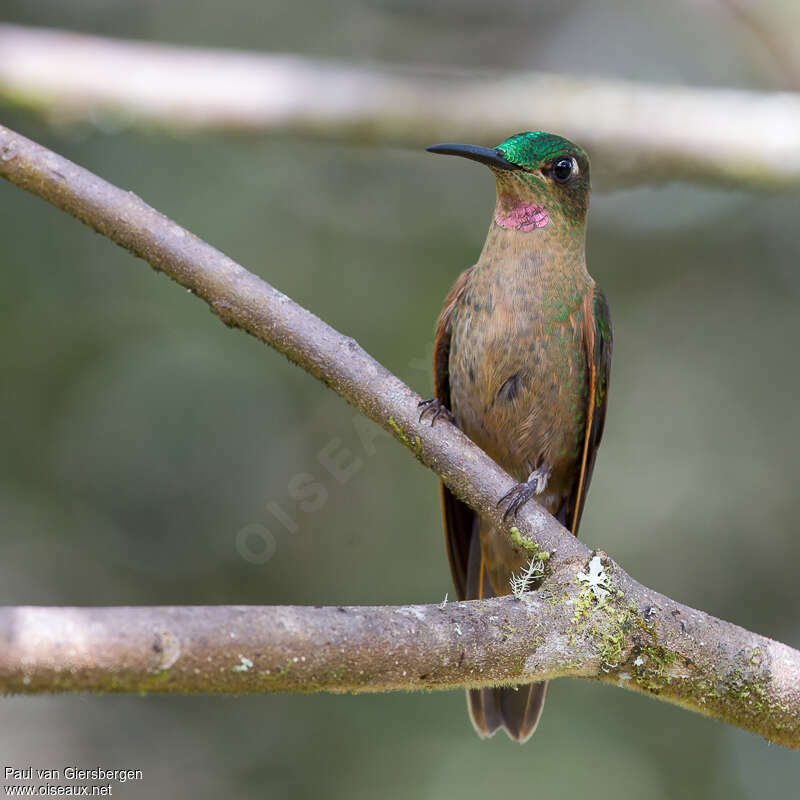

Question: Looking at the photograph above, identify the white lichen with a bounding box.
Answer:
[232,655,254,673]
[509,556,546,599]
[577,555,612,601]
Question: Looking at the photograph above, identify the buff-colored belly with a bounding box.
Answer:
[448,263,590,594]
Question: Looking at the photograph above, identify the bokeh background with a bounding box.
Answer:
[2,1,799,798]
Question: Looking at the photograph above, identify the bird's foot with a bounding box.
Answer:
[418,397,454,426]
[497,467,551,522]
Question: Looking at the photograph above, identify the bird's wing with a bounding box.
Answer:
[434,266,475,600]
[565,284,613,536]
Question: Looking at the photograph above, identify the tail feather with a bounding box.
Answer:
[468,683,547,743]
[467,688,503,738]
[464,529,547,742]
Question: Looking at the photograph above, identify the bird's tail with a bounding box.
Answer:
[467,682,548,743]
[464,527,547,742]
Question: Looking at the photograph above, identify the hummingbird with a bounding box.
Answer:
[421,131,612,742]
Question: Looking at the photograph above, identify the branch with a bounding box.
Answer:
[2,23,800,190]
[0,124,798,747]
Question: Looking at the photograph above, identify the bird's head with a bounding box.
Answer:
[427,131,590,233]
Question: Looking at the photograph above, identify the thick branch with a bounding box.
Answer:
[1,590,799,749]
[2,23,800,189]
[0,124,798,747]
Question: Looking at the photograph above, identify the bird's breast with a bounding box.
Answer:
[448,258,591,503]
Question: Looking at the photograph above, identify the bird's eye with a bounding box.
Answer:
[551,157,576,183]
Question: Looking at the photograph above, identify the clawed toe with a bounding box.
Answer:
[418,397,454,426]
[497,482,536,522]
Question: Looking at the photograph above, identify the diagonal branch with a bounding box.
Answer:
[0,124,798,747]
[2,23,800,189]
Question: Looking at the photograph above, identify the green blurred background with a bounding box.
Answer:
[1,1,799,797]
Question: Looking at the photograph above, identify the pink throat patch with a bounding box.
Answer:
[494,195,549,232]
